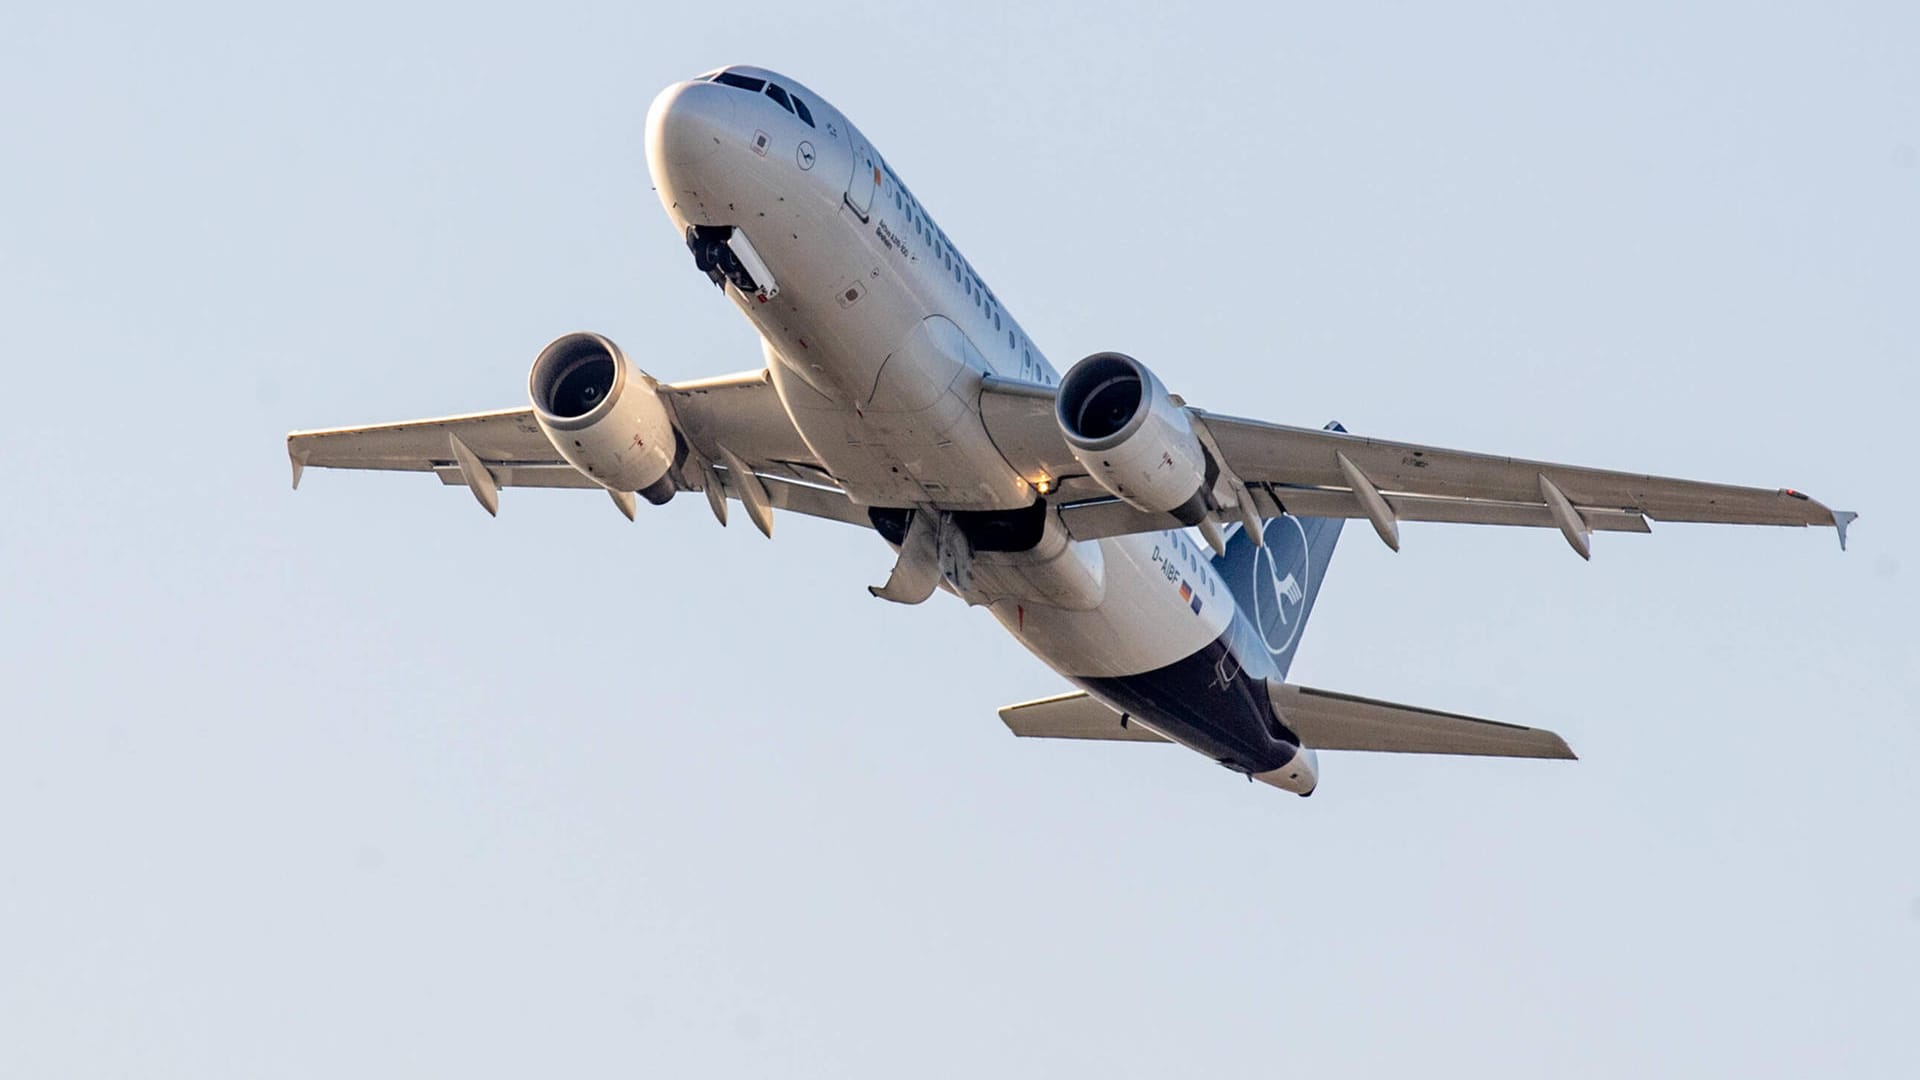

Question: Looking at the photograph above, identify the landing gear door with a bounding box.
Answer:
[844,129,878,221]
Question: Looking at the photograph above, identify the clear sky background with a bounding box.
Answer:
[2,2,1915,1076]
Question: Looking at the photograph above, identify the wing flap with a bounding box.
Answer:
[714,467,873,528]
[432,464,602,490]
[1257,487,1653,532]
[998,692,1171,743]
[1268,682,1575,759]
[1056,489,1654,541]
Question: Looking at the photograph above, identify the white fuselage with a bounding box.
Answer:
[646,68,1233,683]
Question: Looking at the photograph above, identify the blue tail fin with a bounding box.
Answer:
[1211,422,1348,681]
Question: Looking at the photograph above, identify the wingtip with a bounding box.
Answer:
[1833,510,1858,551]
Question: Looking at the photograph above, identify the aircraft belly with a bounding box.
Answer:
[989,533,1233,677]
[761,283,1031,509]
[961,508,1107,611]
[1072,633,1294,775]
[986,532,1294,770]
[662,134,1033,511]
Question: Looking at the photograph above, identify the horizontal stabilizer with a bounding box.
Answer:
[998,693,1169,743]
[1267,683,1575,759]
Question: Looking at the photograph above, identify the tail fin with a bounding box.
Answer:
[1212,422,1348,681]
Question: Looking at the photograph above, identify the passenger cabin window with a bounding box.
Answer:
[764,83,794,114]
[713,72,766,93]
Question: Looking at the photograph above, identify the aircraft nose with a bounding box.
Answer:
[646,80,737,168]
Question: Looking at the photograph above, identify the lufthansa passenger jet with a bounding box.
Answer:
[289,67,1854,796]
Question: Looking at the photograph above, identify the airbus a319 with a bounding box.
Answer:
[289,67,1854,796]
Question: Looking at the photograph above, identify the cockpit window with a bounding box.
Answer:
[712,73,817,128]
[712,71,766,93]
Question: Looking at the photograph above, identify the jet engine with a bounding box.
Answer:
[1054,352,1210,525]
[528,332,678,504]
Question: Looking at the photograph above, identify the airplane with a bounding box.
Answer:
[287,65,1855,797]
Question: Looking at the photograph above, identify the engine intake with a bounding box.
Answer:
[1055,352,1209,525]
[529,332,677,504]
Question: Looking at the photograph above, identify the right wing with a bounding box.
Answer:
[1265,683,1575,759]
[978,376,1855,552]
[287,369,867,528]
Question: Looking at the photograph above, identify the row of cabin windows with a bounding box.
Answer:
[702,73,1052,384]
[710,71,816,128]
[882,162,1046,375]
[1167,534,1221,595]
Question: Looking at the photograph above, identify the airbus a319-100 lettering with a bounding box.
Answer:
[289,66,1855,796]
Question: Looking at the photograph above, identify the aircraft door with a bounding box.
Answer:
[844,128,878,221]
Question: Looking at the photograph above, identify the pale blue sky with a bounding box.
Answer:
[2,2,1915,1076]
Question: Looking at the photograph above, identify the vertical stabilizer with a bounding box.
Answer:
[1211,422,1348,681]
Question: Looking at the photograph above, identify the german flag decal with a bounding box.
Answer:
[1179,580,1202,615]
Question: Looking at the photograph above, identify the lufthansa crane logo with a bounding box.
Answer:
[1250,515,1312,656]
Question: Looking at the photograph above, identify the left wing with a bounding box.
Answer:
[999,692,1172,742]
[979,377,1855,555]
[998,686,1574,759]
[288,370,866,528]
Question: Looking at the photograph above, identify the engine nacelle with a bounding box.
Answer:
[1054,352,1209,525]
[528,332,677,504]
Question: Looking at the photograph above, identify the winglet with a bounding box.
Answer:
[288,443,308,490]
[1834,510,1858,551]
